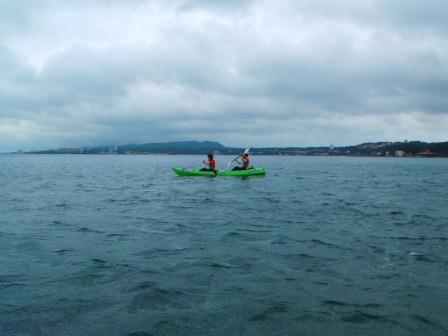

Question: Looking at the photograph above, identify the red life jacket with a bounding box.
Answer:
[209,159,216,168]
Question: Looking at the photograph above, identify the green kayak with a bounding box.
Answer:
[172,167,267,176]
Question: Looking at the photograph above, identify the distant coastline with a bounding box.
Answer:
[8,140,448,157]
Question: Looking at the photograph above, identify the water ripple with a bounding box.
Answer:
[1,155,447,335]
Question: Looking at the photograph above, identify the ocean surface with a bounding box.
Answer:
[1,154,447,335]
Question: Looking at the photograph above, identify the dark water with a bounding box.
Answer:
[1,155,448,335]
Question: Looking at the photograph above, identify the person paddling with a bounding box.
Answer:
[200,154,218,175]
[232,153,253,171]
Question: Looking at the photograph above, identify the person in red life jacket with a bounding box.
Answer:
[232,153,253,171]
[200,154,218,175]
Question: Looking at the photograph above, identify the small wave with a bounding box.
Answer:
[238,228,272,233]
[411,314,448,332]
[0,275,25,283]
[0,231,14,238]
[106,233,128,238]
[77,227,104,234]
[262,197,281,204]
[340,311,386,323]
[388,236,448,241]
[0,282,26,288]
[126,332,152,336]
[207,261,241,269]
[248,302,290,322]
[370,272,402,280]
[310,239,337,247]
[53,249,72,254]
[323,300,381,309]
[365,244,385,254]
[125,281,159,294]
[128,287,186,311]
[297,253,320,260]
[412,214,434,219]
[91,258,107,264]
[390,211,405,215]
[409,252,436,263]
[270,237,305,245]
[135,248,188,259]
[221,231,251,242]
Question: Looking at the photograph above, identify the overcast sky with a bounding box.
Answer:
[1,0,447,151]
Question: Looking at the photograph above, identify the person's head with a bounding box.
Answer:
[207,154,214,160]
[243,153,249,158]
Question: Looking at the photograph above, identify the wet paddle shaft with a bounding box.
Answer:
[229,147,251,167]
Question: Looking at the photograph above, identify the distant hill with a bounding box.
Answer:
[119,141,225,153]
[29,141,228,155]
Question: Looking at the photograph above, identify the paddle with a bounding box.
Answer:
[227,147,251,168]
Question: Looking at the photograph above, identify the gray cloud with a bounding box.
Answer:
[0,0,447,151]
